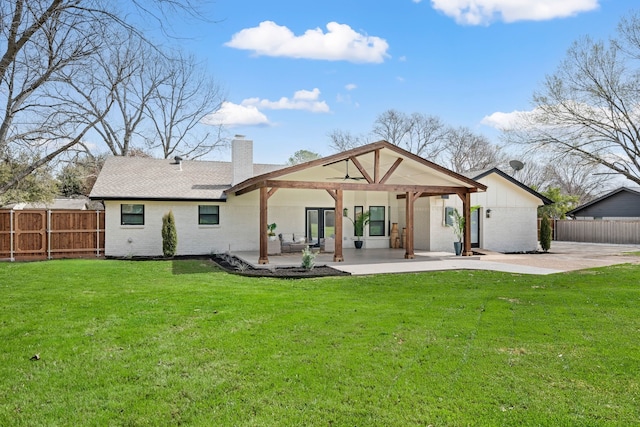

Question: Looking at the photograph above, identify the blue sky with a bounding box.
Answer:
[164,0,632,164]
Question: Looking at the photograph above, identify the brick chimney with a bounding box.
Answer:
[232,135,253,185]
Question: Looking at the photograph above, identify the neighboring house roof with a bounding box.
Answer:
[463,167,553,205]
[89,156,283,201]
[2,197,102,210]
[566,186,640,217]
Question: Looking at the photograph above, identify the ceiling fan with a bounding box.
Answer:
[327,159,367,181]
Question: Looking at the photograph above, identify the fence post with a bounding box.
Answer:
[47,209,52,260]
[96,210,100,257]
[9,210,15,262]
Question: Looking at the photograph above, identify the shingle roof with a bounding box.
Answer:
[89,156,283,201]
[2,197,101,210]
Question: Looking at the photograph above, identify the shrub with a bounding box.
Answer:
[301,246,316,270]
[162,210,178,257]
[540,214,552,252]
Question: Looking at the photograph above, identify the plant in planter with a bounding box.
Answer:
[449,206,480,256]
[450,208,465,256]
[347,210,370,249]
[267,223,277,240]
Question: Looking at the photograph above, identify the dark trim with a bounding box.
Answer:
[121,203,145,225]
[471,168,553,205]
[198,205,220,225]
[92,197,227,202]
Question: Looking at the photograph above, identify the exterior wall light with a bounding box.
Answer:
[486,209,492,218]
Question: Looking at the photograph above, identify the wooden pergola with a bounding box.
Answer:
[225,141,487,264]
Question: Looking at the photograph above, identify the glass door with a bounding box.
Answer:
[305,208,335,247]
[324,210,335,239]
[306,209,319,246]
[471,208,480,248]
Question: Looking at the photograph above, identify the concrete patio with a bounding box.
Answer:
[231,242,640,276]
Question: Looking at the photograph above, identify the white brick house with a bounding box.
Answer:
[90,137,549,261]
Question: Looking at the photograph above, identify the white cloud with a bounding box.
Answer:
[202,102,270,127]
[431,0,599,25]
[242,88,330,113]
[225,21,390,63]
[481,110,527,130]
[345,83,357,91]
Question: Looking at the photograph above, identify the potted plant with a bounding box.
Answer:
[348,210,370,249]
[450,208,464,256]
[267,223,277,241]
[449,206,480,256]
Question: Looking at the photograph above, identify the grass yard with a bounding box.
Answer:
[1,259,639,426]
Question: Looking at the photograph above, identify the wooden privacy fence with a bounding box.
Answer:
[0,209,104,261]
[555,220,640,244]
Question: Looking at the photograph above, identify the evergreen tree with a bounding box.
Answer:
[539,214,552,253]
[162,211,178,257]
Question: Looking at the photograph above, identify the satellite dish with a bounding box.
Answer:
[509,160,524,172]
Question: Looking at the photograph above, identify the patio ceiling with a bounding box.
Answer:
[226,140,487,196]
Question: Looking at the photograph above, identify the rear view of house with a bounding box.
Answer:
[90,137,548,262]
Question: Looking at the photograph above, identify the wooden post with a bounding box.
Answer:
[463,192,472,256]
[404,191,415,259]
[258,186,269,264]
[334,189,344,262]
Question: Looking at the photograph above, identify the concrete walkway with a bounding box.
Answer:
[232,242,640,276]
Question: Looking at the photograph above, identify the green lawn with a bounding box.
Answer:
[1,259,639,426]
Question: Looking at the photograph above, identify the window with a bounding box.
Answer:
[121,204,144,225]
[369,206,385,236]
[199,205,219,225]
[444,206,454,226]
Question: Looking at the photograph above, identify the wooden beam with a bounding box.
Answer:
[374,149,380,183]
[326,189,337,201]
[405,191,416,259]
[349,156,373,183]
[256,180,468,194]
[463,192,472,256]
[236,181,266,196]
[267,187,278,198]
[258,187,269,264]
[379,157,403,184]
[334,189,344,262]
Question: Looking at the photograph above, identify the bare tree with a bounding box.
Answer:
[505,155,555,191]
[372,109,412,146]
[505,11,640,185]
[0,0,111,195]
[145,51,226,159]
[442,126,505,173]
[0,0,215,198]
[65,29,165,157]
[327,129,368,153]
[547,155,614,204]
[371,110,447,158]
